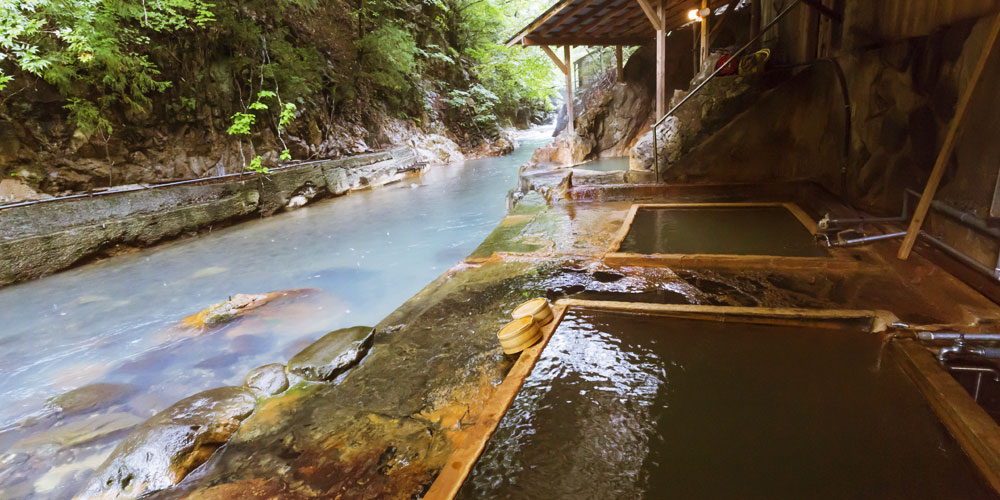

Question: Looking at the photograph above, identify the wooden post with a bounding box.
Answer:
[656,0,665,119]
[750,0,761,43]
[616,45,624,82]
[700,0,709,67]
[565,45,575,136]
[898,11,1000,260]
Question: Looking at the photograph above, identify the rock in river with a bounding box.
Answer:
[243,364,288,396]
[75,386,257,500]
[47,383,138,416]
[287,326,374,381]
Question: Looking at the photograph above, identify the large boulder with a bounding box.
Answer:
[75,386,257,500]
[287,326,375,381]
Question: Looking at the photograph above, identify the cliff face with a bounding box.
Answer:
[529,35,694,167]
[0,0,539,200]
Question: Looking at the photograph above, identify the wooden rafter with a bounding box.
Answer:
[588,7,643,37]
[636,0,662,29]
[540,0,601,34]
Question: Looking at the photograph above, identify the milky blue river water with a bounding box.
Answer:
[0,132,550,431]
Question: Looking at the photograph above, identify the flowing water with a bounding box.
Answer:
[0,132,549,440]
[461,309,997,499]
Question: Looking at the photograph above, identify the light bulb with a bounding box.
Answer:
[687,9,702,21]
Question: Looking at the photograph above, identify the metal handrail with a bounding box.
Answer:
[652,0,803,181]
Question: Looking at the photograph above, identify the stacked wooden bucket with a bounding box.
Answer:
[497,298,553,355]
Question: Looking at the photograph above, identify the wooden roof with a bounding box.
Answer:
[506,0,731,47]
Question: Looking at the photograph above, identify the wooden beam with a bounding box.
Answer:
[636,0,662,29]
[525,35,652,46]
[555,299,898,333]
[898,11,1000,260]
[656,0,665,119]
[700,0,709,66]
[540,45,569,75]
[894,339,1000,493]
[616,45,624,81]
[565,45,576,136]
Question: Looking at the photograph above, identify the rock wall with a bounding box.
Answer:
[530,35,694,167]
[0,113,467,199]
[0,148,419,287]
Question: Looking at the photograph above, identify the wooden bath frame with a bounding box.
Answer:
[603,202,861,270]
[894,339,1000,493]
[423,300,901,499]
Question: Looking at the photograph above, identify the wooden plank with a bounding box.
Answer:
[898,11,1000,260]
[555,298,898,332]
[603,252,861,271]
[894,339,1000,493]
[565,45,575,136]
[608,203,641,252]
[540,45,569,75]
[423,305,569,500]
[782,201,820,234]
[636,0,662,28]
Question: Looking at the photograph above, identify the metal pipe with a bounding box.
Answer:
[917,332,1000,342]
[0,154,393,211]
[651,0,803,179]
[905,188,1000,240]
[826,231,906,247]
[919,230,1000,279]
[822,194,910,230]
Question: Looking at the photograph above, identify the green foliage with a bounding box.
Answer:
[247,155,268,173]
[431,0,558,134]
[0,0,215,133]
[355,18,418,108]
[2,0,559,159]
[227,112,255,136]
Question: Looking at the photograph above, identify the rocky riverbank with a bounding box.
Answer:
[0,148,421,287]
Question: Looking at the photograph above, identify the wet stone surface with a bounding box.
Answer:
[78,386,258,499]
[286,326,374,382]
[242,364,289,396]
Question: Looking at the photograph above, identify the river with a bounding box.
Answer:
[0,130,551,440]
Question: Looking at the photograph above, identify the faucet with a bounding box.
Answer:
[938,336,986,362]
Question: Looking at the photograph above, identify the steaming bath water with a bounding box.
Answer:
[460,309,997,499]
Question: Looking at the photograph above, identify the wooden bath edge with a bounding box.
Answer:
[894,339,1000,494]
[423,301,898,499]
